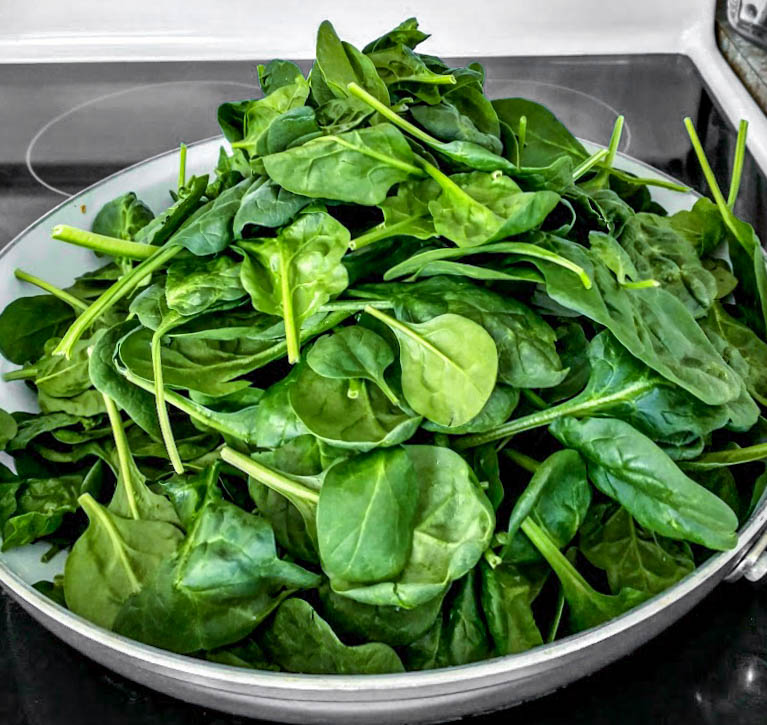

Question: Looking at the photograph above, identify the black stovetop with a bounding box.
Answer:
[0,54,765,725]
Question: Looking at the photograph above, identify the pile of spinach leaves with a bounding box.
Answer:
[0,17,765,676]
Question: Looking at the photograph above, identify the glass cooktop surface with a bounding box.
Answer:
[0,54,765,725]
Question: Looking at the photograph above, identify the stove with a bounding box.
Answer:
[1,1,767,723]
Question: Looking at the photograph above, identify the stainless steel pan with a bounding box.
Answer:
[1,136,765,724]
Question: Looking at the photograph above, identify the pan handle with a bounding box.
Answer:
[725,527,767,583]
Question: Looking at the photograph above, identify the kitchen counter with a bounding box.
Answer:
[717,0,767,114]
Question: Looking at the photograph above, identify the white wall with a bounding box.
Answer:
[0,0,715,62]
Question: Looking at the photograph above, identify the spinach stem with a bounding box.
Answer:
[604,115,624,170]
[347,82,439,149]
[122,368,250,442]
[521,518,593,594]
[349,214,427,250]
[220,446,320,505]
[102,393,140,520]
[333,135,424,177]
[622,279,660,290]
[727,119,748,209]
[14,269,88,312]
[683,441,767,470]
[51,225,155,261]
[347,378,363,399]
[521,389,548,411]
[2,367,37,382]
[503,449,540,474]
[279,247,300,364]
[684,117,755,254]
[319,299,393,313]
[455,380,653,449]
[178,143,187,190]
[517,115,527,168]
[607,168,690,193]
[572,149,608,181]
[53,244,182,358]
[152,313,184,474]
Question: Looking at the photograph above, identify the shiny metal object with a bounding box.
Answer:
[727,0,767,49]
[0,137,765,724]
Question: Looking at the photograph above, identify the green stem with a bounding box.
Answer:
[682,441,767,470]
[503,449,540,474]
[455,380,653,449]
[347,81,439,148]
[14,269,88,312]
[333,134,425,177]
[319,299,393,313]
[122,368,250,441]
[376,377,400,407]
[278,248,300,364]
[220,446,320,504]
[102,393,139,520]
[572,149,608,181]
[3,367,37,382]
[349,214,427,250]
[347,378,363,399]
[521,518,593,593]
[51,225,155,260]
[517,115,527,168]
[547,548,576,643]
[622,279,660,290]
[178,143,187,190]
[727,119,748,209]
[152,313,184,475]
[521,389,548,411]
[606,168,690,193]
[684,117,754,254]
[53,244,182,358]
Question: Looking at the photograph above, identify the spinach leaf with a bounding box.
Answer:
[365,276,567,389]
[114,467,319,653]
[524,235,742,406]
[0,295,75,364]
[480,561,543,655]
[289,365,420,450]
[259,598,404,674]
[233,177,311,235]
[238,211,350,362]
[620,213,717,317]
[165,255,245,316]
[502,449,591,564]
[63,494,183,629]
[262,125,422,205]
[458,331,752,451]
[170,177,252,256]
[422,385,518,436]
[424,167,560,247]
[700,302,767,406]
[492,98,588,167]
[521,517,647,632]
[307,325,400,404]
[349,179,439,250]
[92,192,154,241]
[318,583,443,647]
[318,447,419,584]
[314,20,390,107]
[550,416,739,550]
[365,307,498,428]
[581,503,695,596]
